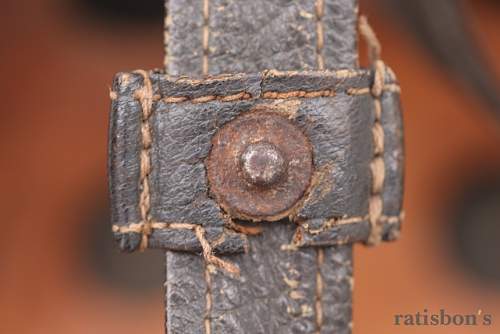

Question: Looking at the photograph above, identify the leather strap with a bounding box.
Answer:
[164,1,358,333]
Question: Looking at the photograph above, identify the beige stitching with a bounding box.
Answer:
[347,84,401,96]
[195,225,240,275]
[201,3,213,332]
[359,15,394,245]
[315,0,325,70]
[204,263,213,334]
[368,60,386,245]
[158,84,400,105]
[112,213,402,254]
[263,89,335,99]
[359,16,381,63]
[152,68,388,105]
[307,1,326,322]
[315,248,324,333]
[159,85,400,104]
[157,83,399,106]
[380,211,405,224]
[202,0,209,75]
[372,123,384,155]
[133,70,154,252]
[382,83,401,93]
[264,68,365,79]
[346,87,370,95]
[303,215,368,235]
[113,221,194,234]
[162,91,251,104]
[112,219,239,275]
[163,1,171,70]
[111,213,404,234]
[371,157,385,193]
[372,60,385,96]
[299,213,402,237]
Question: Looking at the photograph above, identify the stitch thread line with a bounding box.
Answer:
[204,263,213,334]
[368,69,386,244]
[163,91,251,104]
[202,0,209,75]
[133,70,154,252]
[195,225,240,275]
[162,6,171,334]
[112,69,401,106]
[113,221,196,234]
[263,89,335,99]
[158,83,400,105]
[202,2,213,333]
[347,83,401,95]
[315,248,324,333]
[315,0,325,70]
[111,213,403,234]
[315,1,325,331]
[359,16,388,245]
[298,213,403,236]
[155,84,400,105]
[163,1,171,70]
[380,211,405,224]
[112,219,240,275]
[359,16,381,63]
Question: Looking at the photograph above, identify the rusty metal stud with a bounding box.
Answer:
[206,111,313,222]
[240,142,286,187]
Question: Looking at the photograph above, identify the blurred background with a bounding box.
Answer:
[0,0,499,333]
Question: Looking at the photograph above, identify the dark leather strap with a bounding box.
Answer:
[164,1,358,333]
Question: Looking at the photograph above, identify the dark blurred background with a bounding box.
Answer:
[0,0,499,333]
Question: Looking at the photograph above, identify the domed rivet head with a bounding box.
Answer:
[207,111,313,221]
[240,142,286,187]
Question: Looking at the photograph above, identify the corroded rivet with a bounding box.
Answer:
[240,142,286,187]
[206,111,313,222]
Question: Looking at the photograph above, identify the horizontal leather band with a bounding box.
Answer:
[109,67,402,253]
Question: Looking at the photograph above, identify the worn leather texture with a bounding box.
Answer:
[166,0,358,76]
[164,224,353,333]
[109,69,401,251]
[108,0,404,333]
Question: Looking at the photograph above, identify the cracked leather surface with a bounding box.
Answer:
[292,93,374,220]
[109,68,403,252]
[109,73,250,254]
[210,223,318,333]
[320,245,353,333]
[107,0,404,333]
[109,68,403,253]
[322,0,358,68]
[166,0,358,75]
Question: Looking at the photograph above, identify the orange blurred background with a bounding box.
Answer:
[0,0,499,333]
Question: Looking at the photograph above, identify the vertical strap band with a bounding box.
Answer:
[164,1,358,333]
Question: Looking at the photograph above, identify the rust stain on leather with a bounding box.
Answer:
[206,110,313,222]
